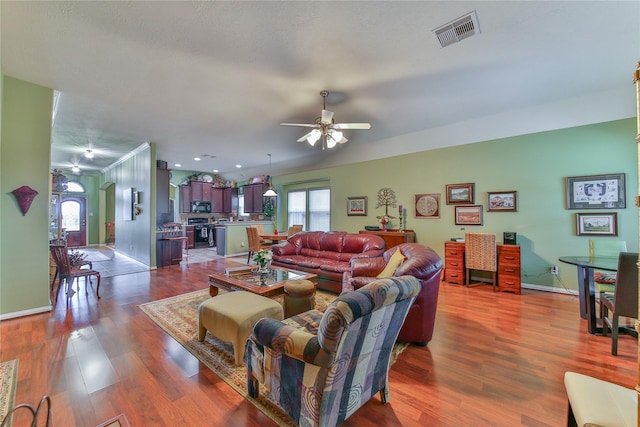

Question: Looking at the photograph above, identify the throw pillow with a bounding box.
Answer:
[377,249,406,278]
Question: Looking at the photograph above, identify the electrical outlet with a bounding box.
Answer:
[551,265,559,275]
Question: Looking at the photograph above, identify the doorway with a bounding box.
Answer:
[62,196,87,247]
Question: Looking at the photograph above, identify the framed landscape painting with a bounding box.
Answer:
[347,196,367,216]
[455,205,483,225]
[566,173,625,209]
[487,191,517,212]
[446,183,474,204]
[576,212,618,236]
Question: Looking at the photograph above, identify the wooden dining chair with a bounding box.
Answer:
[599,252,639,355]
[287,224,303,237]
[246,227,263,264]
[464,232,497,291]
[49,244,101,306]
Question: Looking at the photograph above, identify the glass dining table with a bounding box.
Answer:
[558,255,618,335]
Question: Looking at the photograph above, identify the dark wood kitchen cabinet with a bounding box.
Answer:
[211,187,238,213]
[189,181,211,202]
[180,184,191,213]
[243,183,268,213]
[156,168,171,227]
[186,225,195,249]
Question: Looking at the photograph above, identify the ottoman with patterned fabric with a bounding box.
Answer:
[198,291,283,365]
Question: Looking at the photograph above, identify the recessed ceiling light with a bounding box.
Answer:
[194,157,201,161]
[235,164,242,168]
[213,169,219,173]
[175,163,182,168]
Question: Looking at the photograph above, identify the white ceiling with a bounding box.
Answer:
[2,1,638,181]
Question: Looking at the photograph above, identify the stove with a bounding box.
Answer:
[188,218,215,248]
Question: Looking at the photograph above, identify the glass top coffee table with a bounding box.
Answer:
[208,265,317,298]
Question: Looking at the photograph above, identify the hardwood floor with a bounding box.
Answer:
[1,259,637,426]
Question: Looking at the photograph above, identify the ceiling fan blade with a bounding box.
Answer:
[321,109,334,125]
[296,130,316,142]
[332,123,372,130]
[280,122,318,128]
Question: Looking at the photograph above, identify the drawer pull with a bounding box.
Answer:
[504,256,516,261]
[504,268,515,273]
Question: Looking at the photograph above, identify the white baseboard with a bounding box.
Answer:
[522,282,578,295]
[0,305,51,320]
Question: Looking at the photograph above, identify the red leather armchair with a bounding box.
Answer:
[342,243,443,345]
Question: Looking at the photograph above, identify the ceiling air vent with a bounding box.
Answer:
[433,11,480,48]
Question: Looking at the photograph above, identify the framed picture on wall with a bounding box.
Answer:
[414,193,440,218]
[566,173,625,209]
[576,212,618,236]
[347,196,367,216]
[487,191,517,212]
[455,205,483,225]
[446,183,475,204]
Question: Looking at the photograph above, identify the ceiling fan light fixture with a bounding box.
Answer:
[307,129,321,146]
[71,165,80,173]
[263,153,277,197]
[85,149,94,159]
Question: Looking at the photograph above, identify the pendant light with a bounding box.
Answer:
[263,153,277,197]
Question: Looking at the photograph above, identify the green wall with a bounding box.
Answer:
[274,118,638,292]
[0,76,53,315]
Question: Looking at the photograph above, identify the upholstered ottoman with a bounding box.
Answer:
[198,291,283,365]
[283,279,316,318]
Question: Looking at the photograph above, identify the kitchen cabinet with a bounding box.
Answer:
[243,183,269,213]
[211,187,238,213]
[186,225,195,249]
[190,181,211,202]
[156,168,171,226]
[181,184,191,213]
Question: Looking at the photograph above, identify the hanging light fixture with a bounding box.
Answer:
[263,153,277,197]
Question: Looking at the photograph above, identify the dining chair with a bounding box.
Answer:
[599,252,638,355]
[287,224,303,237]
[589,239,627,295]
[246,226,263,264]
[465,232,497,291]
[49,244,101,306]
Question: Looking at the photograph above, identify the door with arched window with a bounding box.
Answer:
[62,197,87,247]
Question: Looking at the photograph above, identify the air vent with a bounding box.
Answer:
[433,11,480,48]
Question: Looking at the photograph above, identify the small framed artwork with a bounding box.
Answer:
[446,183,475,204]
[347,196,367,216]
[566,173,625,209]
[414,193,440,218]
[576,212,618,236]
[455,205,483,225]
[487,191,517,212]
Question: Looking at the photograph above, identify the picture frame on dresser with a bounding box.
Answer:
[454,205,483,225]
[347,196,367,216]
[446,183,475,204]
[566,173,625,209]
[576,212,618,236]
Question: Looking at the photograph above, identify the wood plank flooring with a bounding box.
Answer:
[1,258,637,426]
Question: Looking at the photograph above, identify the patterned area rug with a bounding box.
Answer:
[139,289,409,426]
[78,247,114,262]
[0,359,19,426]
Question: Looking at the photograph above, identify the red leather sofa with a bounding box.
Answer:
[270,231,385,293]
[342,243,443,345]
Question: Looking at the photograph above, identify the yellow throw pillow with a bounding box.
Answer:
[377,249,405,278]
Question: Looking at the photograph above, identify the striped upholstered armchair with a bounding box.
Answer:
[245,275,421,427]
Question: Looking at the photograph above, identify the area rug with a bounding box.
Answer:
[79,247,113,262]
[139,289,409,426]
[0,359,19,426]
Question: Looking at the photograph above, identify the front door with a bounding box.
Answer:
[62,197,87,247]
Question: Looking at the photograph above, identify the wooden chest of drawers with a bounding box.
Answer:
[444,242,466,284]
[497,244,521,294]
[443,241,521,294]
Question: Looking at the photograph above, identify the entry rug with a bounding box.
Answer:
[139,289,409,426]
[0,359,19,426]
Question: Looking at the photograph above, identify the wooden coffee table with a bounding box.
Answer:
[208,265,317,298]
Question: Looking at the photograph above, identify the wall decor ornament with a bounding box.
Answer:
[566,173,626,209]
[414,193,440,218]
[12,185,39,216]
[446,183,475,204]
[347,196,367,216]
[375,188,396,229]
[454,205,483,225]
[576,212,618,236]
[487,191,518,212]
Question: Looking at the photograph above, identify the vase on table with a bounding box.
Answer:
[257,261,270,274]
[382,224,387,232]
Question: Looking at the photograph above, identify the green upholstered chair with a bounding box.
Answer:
[588,239,627,294]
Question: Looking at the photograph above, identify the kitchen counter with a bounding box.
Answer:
[215,221,274,256]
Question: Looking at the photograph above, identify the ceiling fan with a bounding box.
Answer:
[280,90,371,149]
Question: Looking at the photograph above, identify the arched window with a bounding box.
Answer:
[66,181,85,193]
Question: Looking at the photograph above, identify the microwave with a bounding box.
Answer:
[191,201,211,213]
